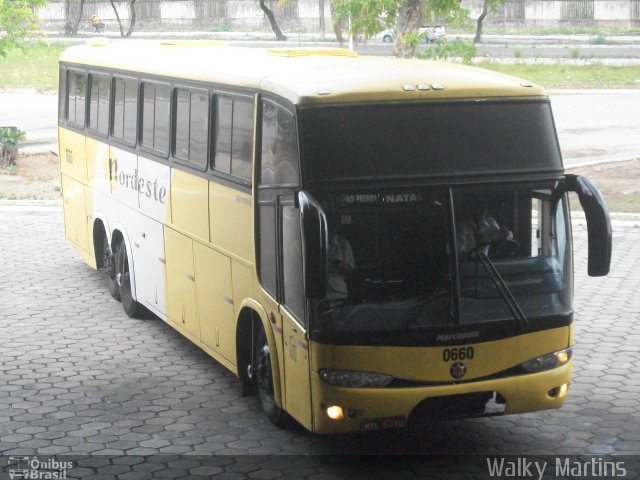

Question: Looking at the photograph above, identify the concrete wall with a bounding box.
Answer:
[38,0,640,33]
[463,0,640,26]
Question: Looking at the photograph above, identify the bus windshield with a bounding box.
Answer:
[311,182,572,341]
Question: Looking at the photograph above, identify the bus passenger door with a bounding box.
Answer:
[280,202,312,429]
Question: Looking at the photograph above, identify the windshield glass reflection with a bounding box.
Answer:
[311,183,572,337]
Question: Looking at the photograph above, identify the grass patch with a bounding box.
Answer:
[0,42,66,92]
[476,63,640,89]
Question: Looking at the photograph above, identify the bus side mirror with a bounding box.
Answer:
[298,191,328,298]
[565,174,612,277]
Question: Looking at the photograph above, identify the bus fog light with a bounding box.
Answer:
[521,348,572,373]
[327,405,344,420]
[548,383,569,398]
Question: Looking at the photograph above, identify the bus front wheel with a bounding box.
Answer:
[115,242,143,318]
[254,325,284,425]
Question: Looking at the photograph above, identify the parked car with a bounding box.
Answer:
[377,25,446,43]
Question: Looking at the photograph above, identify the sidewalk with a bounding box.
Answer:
[41,29,640,45]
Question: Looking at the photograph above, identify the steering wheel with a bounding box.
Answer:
[489,238,520,259]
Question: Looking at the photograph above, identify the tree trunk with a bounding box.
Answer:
[319,0,325,41]
[64,0,72,34]
[72,0,86,35]
[474,0,489,44]
[394,0,421,58]
[124,0,136,37]
[110,0,125,36]
[330,2,345,48]
[259,0,287,41]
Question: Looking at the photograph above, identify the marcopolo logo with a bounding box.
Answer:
[8,456,73,479]
[110,158,168,204]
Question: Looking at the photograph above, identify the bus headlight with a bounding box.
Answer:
[521,347,572,373]
[319,369,393,388]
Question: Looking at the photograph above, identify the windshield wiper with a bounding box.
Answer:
[398,284,447,332]
[476,252,528,328]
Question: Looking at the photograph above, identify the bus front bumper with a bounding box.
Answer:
[311,361,572,434]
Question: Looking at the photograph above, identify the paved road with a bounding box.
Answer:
[0,209,639,477]
[1,89,638,166]
[352,42,640,59]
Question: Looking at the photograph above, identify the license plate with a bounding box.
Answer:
[362,416,406,431]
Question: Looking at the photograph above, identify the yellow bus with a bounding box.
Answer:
[59,40,611,434]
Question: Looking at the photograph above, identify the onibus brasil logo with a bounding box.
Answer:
[7,456,73,479]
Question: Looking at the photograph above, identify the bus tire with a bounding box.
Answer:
[115,242,143,318]
[102,237,120,301]
[254,324,284,425]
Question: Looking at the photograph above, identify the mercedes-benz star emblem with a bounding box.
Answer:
[450,361,467,380]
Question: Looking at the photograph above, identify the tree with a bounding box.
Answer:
[110,0,137,37]
[394,0,421,58]
[0,0,47,57]
[331,0,463,58]
[395,0,466,57]
[332,0,397,48]
[259,0,286,41]
[473,0,506,43]
[71,0,86,35]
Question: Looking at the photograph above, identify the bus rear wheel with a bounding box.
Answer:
[115,242,143,318]
[254,325,284,425]
[102,237,120,301]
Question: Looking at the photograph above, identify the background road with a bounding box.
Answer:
[1,89,638,166]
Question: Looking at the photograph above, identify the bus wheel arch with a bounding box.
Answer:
[236,307,285,424]
[93,219,119,301]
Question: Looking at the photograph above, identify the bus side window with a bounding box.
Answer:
[260,101,299,186]
[173,88,208,169]
[59,68,66,124]
[258,203,277,298]
[67,70,86,128]
[88,74,110,135]
[140,82,170,156]
[112,77,137,145]
[282,204,305,324]
[213,95,254,183]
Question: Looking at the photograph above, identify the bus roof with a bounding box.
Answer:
[60,39,547,106]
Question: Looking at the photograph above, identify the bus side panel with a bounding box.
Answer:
[86,138,110,195]
[138,156,171,223]
[164,227,200,341]
[134,215,166,318]
[59,128,87,183]
[194,243,235,363]
[171,168,209,242]
[110,147,139,209]
[209,182,253,263]
[61,174,89,254]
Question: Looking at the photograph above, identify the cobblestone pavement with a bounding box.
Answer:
[0,209,639,477]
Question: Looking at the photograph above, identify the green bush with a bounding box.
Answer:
[0,127,26,166]
[419,37,476,65]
